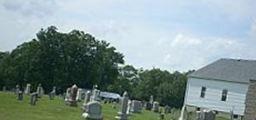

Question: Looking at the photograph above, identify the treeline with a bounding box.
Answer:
[0,26,191,108]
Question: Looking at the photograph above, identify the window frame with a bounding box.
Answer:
[200,86,206,98]
[221,89,228,101]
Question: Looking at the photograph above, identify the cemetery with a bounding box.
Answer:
[0,83,232,120]
[0,1,255,118]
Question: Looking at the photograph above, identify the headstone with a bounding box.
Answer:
[159,113,165,120]
[30,92,38,105]
[76,88,83,101]
[145,102,152,110]
[83,91,92,109]
[115,91,129,120]
[15,84,20,95]
[126,100,132,114]
[196,110,216,120]
[24,84,31,95]
[68,84,78,106]
[90,85,100,102]
[149,95,154,104]
[152,101,159,112]
[130,100,142,113]
[49,86,56,100]
[164,105,171,113]
[2,86,6,92]
[82,101,103,120]
[65,88,71,103]
[17,91,23,101]
[146,95,154,110]
[36,83,44,98]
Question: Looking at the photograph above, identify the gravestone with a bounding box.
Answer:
[83,91,92,110]
[24,84,31,95]
[164,105,171,113]
[76,88,83,101]
[196,110,216,120]
[152,101,159,112]
[36,83,44,98]
[2,86,6,92]
[115,91,129,120]
[17,91,23,101]
[68,84,78,106]
[49,86,56,100]
[15,84,20,95]
[149,95,154,104]
[30,92,38,105]
[126,100,132,114]
[82,101,103,120]
[65,88,71,103]
[159,113,165,120]
[146,95,154,110]
[90,85,100,102]
[130,100,142,113]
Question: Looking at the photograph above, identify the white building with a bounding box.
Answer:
[183,58,256,118]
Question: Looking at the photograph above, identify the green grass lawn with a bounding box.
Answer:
[0,92,174,120]
[0,92,229,120]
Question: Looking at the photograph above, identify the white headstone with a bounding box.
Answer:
[24,84,31,95]
[130,100,142,113]
[152,101,159,112]
[82,101,103,120]
[115,91,129,120]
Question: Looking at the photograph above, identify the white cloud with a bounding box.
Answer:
[0,0,256,71]
[161,33,253,71]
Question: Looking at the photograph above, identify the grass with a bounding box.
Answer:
[0,92,174,120]
[0,92,229,120]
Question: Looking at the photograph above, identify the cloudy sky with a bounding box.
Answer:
[0,0,255,71]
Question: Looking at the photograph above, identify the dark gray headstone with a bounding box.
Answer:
[17,91,23,101]
[30,92,38,105]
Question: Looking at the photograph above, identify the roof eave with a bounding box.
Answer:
[188,75,249,84]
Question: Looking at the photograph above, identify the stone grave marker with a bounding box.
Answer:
[67,84,78,106]
[115,91,129,120]
[15,84,20,95]
[24,84,31,95]
[164,105,171,113]
[83,91,92,110]
[30,92,38,105]
[36,83,44,98]
[90,85,100,102]
[82,101,103,120]
[126,100,132,114]
[65,88,71,103]
[17,90,23,101]
[130,100,142,113]
[196,110,216,120]
[152,101,159,112]
[49,86,56,100]
[76,88,83,101]
[2,86,6,92]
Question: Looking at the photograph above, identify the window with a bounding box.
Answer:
[200,87,206,98]
[221,89,228,101]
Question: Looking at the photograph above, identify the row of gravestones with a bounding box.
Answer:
[63,84,167,120]
[2,84,168,120]
[13,83,56,106]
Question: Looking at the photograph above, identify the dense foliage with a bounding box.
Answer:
[0,26,190,108]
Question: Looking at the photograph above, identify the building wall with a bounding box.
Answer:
[244,80,256,120]
[184,77,248,115]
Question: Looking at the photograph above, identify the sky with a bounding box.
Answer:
[0,0,255,71]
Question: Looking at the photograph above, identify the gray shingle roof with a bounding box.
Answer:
[188,58,256,83]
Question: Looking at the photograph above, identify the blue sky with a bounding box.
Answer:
[0,0,255,71]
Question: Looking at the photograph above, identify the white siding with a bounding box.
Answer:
[185,77,249,115]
